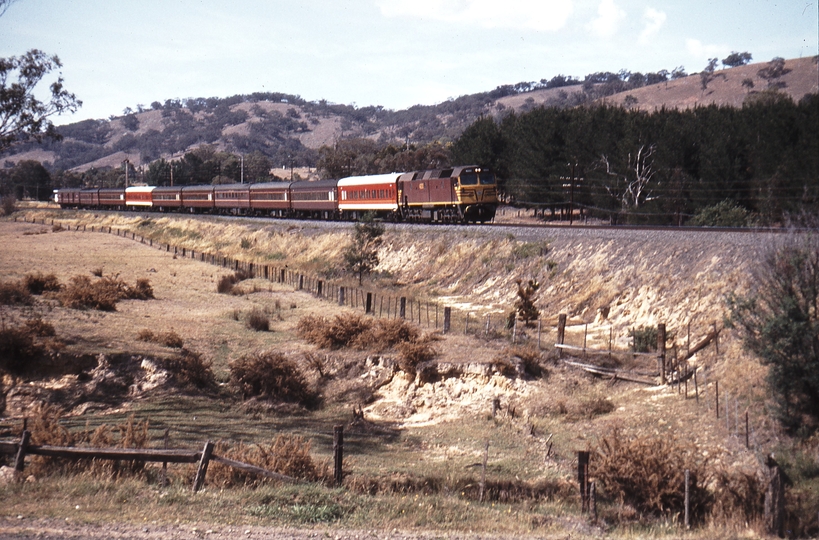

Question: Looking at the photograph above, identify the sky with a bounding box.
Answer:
[1,0,817,125]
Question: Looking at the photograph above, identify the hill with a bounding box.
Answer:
[2,56,816,176]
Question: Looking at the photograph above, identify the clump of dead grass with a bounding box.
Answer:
[137,329,184,348]
[297,314,421,351]
[156,349,215,391]
[0,280,33,305]
[229,351,315,405]
[245,308,270,332]
[591,428,711,524]
[57,275,154,311]
[217,269,252,294]
[209,434,330,487]
[23,272,62,295]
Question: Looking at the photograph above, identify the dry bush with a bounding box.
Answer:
[210,434,330,488]
[80,415,150,478]
[577,397,616,419]
[1,195,16,216]
[508,345,546,376]
[91,267,104,277]
[58,275,153,311]
[137,329,184,348]
[297,314,372,349]
[51,223,64,232]
[23,272,62,295]
[24,317,55,337]
[709,467,764,525]
[491,356,519,377]
[367,318,420,349]
[245,308,270,332]
[157,349,215,390]
[0,280,33,305]
[591,429,711,524]
[26,404,77,477]
[396,341,437,377]
[216,270,252,294]
[229,351,314,405]
[0,321,44,374]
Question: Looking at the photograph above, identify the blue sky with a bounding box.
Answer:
[2,0,816,124]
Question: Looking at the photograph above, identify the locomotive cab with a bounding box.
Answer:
[455,166,497,223]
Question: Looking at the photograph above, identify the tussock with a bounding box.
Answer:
[137,329,184,348]
[58,275,154,310]
[229,351,314,405]
[157,349,215,390]
[23,272,62,295]
[245,308,270,332]
[209,434,330,487]
[0,280,33,305]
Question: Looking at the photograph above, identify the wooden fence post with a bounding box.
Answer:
[366,292,372,314]
[764,457,785,537]
[657,323,666,383]
[399,297,406,319]
[443,307,451,334]
[684,468,690,529]
[338,287,345,306]
[192,441,214,492]
[14,430,31,473]
[333,425,344,487]
[557,314,567,358]
[578,451,590,513]
[715,381,720,419]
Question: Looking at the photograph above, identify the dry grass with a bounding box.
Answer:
[0,280,33,305]
[229,351,314,405]
[209,434,330,487]
[57,275,154,311]
[136,329,184,348]
[591,428,711,524]
[156,349,215,391]
[245,308,270,332]
[297,313,421,351]
[23,272,62,295]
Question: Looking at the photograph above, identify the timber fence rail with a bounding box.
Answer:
[0,429,301,492]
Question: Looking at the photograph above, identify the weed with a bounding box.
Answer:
[396,342,437,377]
[137,329,184,348]
[91,267,104,277]
[0,280,33,305]
[245,308,270,332]
[0,321,43,374]
[157,349,215,390]
[51,223,64,232]
[297,314,421,351]
[24,272,62,295]
[576,397,615,419]
[240,237,253,249]
[229,351,314,405]
[507,345,545,377]
[629,325,658,352]
[58,275,154,311]
[217,270,251,294]
[512,242,548,259]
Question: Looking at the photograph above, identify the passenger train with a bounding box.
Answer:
[54,165,498,224]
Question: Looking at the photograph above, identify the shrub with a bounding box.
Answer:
[298,314,422,351]
[508,345,545,376]
[245,308,270,332]
[229,351,314,405]
[513,278,540,327]
[591,429,711,523]
[216,270,252,294]
[91,267,104,277]
[210,434,329,487]
[58,275,121,310]
[629,325,657,353]
[24,272,62,295]
[157,349,215,390]
[368,318,419,349]
[0,280,33,305]
[1,195,16,216]
[396,341,436,377]
[58,275,154,311]
[0,322,42,374]
[25,317,55,337]
[51,223,64,232]
[137,329,184,348]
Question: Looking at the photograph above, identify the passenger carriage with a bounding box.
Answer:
[214,184,250,214]
[181,185,215,213]
[125,186,155,210]
[338,173,401,220]
[151,186,183,211]
[249,182,292,217]
[289,179,339,219]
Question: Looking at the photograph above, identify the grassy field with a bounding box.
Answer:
[1,207,817,538]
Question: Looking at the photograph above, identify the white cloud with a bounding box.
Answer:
[378,0,573,32]
[686,38,728,65]
[639,7,666,44]
[587,0,626,38]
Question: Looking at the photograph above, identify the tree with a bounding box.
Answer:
[513,278,540,327]
[728,225,819,435]
[700,58,719,94]
[722,51,752,68]
[9,159,51,200]
[600,143,658,210]
[0,49,81,152]
[343,212,384,285]
[0,0,19,17]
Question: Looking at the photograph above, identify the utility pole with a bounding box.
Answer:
[240,154,244,184]
[123,159,130,188]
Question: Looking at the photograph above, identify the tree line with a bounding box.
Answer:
[450,91,819,226]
